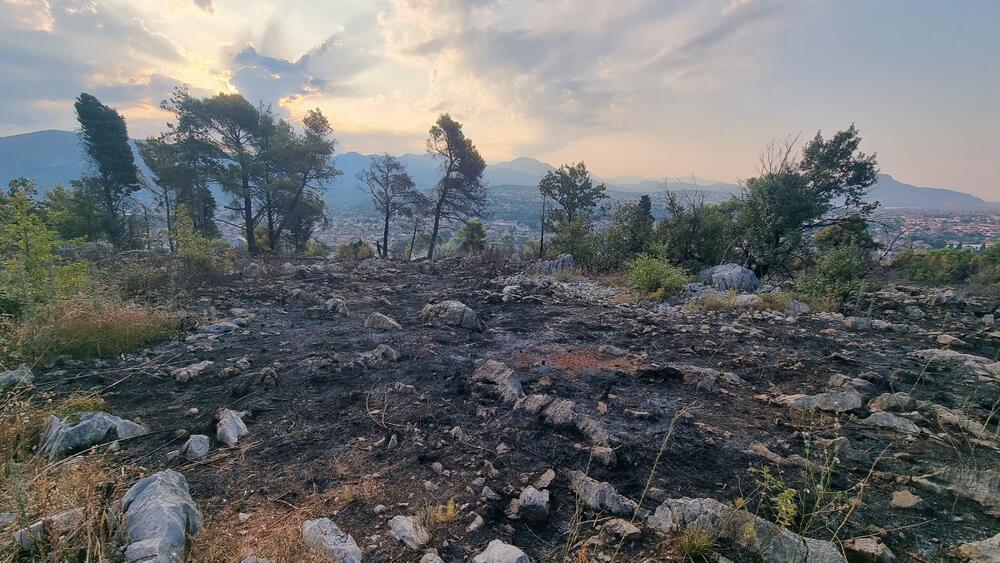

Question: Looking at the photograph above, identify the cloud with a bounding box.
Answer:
[192,0,213,13]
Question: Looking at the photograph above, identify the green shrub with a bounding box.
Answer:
[903,248,979,285]
[796,244,873,299]
[304,239,329,257]
[336,240,374,261]
[627,255,687,297]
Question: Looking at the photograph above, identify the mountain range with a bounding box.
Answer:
[0,129,991,210]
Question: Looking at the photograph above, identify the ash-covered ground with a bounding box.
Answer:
[26,256,1000,562]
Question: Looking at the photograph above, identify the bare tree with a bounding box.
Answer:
[358,154,417,258]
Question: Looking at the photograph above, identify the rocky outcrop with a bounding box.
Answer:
[529,253,574,276]
[698,263,758,292]
[120,470,203,562]
[40,412,144,460]
[472,360,525,403]
[646,497,846,563]
[777,389,863,413]
[420,300,486,331]
[565,470,639,517]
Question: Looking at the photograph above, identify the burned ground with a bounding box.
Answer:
[25,258,1000,561]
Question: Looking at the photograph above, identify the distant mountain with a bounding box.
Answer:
[0,129,991,211]
[868,173,986,208]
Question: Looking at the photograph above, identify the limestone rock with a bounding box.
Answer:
[216,409,248,446]
[565,470,638,517]
[956,530,1000,562]
[777,389,863,414]
[302,518,362,563]
[388,515,430,550]
[472,539,531,563]
[420,300,486,331]
[180,434,210,461]
[0,364,32,388]
[40,412,144,460]
[472,360,525,403]
[646,497,845,563]
[121,470,203,563]
[859,412,920,435]
[698,263,758,292]
[172,360,214,383]
[365,312,402,330]
[868,393,916,413]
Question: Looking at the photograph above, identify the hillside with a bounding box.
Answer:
[0,130,991,210]
[8,255,1000,561]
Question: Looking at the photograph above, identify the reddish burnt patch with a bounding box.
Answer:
[514,345,642,376]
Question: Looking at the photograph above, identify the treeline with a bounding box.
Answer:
[539,126,883,300]
[5,89,493,261]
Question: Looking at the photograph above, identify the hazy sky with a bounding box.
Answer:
[1,0,997,197]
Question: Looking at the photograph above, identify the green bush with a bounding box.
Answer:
[903,248,980,285]
[627,255,687,297]
[796,244,873,299]
[336,240,374,261]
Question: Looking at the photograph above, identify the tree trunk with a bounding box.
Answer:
[382,210,391,259]
[408,219,419,261]
[428,199,444,262]
[539,196,546,259]
[242,172,257,255]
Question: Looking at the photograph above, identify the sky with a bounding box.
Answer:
[1,0,998,198]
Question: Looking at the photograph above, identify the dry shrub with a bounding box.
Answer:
[9,292,178,366]
[0,393,130,561]
[189,505,330,563]
[686,290,740,312]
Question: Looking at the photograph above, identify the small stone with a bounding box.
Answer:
[890,489,924,509]
[472,539,531,563]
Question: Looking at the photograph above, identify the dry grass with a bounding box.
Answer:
[674,527,716,561]
[0,392,132,561]
[553,266,585,283]
[189,504,330,563]
[7,292,178,367]
[685,290,741,312]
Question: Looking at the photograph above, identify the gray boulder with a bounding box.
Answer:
[302,518,362,563]
[388,515,429,549]
[859,412,921,435]
[472,360,525,403]
[180,434,210,461]
[420,300,486,331]
[121,470,203,563]
[0,364,32,388]
[365,312,402,330]
[216,409,248,446]
[697,263,758,292]
[513,486,549,522]
[40,412,144,460]
[565,471,638,517]
[472,539,531,563]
